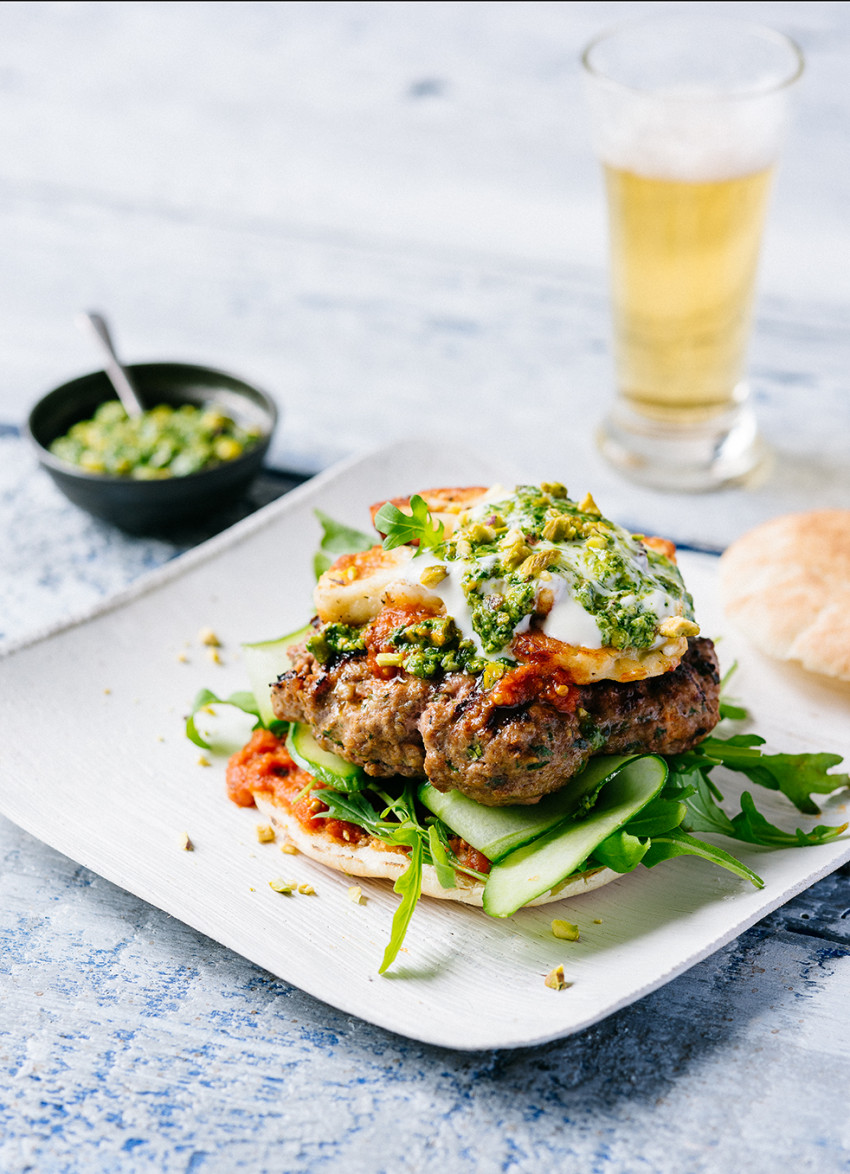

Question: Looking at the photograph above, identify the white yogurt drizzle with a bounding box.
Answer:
[397,490,686,659]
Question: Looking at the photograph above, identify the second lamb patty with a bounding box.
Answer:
[271,637,720,806]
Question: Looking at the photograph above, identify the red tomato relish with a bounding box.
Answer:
[226,728,366,844]
[226,728,491,873]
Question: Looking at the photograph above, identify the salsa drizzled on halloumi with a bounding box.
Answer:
[314,482,698,685]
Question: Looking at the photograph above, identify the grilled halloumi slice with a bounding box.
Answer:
[313,485,692,684]
[370,485,495,539]
[316,486,498,625]
[315,545,426,625]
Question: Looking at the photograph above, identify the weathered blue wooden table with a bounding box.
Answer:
[1,3,849,1170]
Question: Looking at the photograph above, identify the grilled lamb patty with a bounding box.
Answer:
[271,638,720,806]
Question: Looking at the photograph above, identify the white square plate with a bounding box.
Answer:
[2,442,849,1050]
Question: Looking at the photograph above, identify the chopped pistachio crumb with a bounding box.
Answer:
[281,842,299,855]
[657,615,700,639]
[297,883,316,896]
[481,662,506,690]
[269,878,295,895]
[103,688,111,695]
[176,652,189,664]
[593,919,602,925]
[207,648,222,665]
[256,824,276,844]
[420,564,448,587]
[375,651,404,668]
[551,919,580,941]
[541,481,568,499]
[544,964,572,991]
[196,755,211,767]
[179,832,193,852]
[198,627,221,647]
[348,885,365,904]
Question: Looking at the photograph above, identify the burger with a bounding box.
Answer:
[219,481,786,971]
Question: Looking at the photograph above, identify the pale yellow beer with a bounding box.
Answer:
[604,165,774,420]
[583,15,802,487]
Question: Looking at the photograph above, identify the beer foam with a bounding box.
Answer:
[586,85,788,182]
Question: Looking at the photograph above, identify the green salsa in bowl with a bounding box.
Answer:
[27,361,278,533]
[50,400,262,480]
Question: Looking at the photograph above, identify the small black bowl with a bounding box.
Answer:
[26,361,278,534]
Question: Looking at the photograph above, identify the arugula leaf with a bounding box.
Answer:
[642,828,764,888]
[379,835,424,975]
[313,782,431,972]
[675,768,738,837]
[718,661,748,721]
[668,757,848,848]
[624,796,689,837]
[731,792,848,847]
[313,508,374,578]
[312,789,387,837]
[696,735,850,815]
[185,688,262,749]
[428,818,489,883]
[719,699,748,722]
[427,824,457,889]
[374,495,445,552]
[592,828,649,873]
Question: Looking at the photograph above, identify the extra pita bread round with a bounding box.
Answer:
[253,792,617,907]
[720,510,850,681]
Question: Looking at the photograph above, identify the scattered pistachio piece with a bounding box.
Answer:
[207,648,222,665]
[376,651,404,668]
[179,832,193,852]
[297,883,316,896]
[593,919,602,925]
[198,627,221,647]
[420,564,448,587]
[544,964,572,991]
[348,885,365,905]
[103,688,111,695]
[269,878,295,895]
[540,481,568,499]
[197,755,211,767]
[551,919,580,941]
[256,824,276,844]
[481,662,506,690]
[518,548,561,580]
[578,492,601,516]
[657,616,700,639]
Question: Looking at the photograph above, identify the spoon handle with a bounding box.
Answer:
[76,311,145,418]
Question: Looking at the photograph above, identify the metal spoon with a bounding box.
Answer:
[76,311,145,417]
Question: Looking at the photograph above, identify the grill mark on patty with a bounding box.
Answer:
[271,638,721,806]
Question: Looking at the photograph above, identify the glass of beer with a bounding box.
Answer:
[582,16,803,491]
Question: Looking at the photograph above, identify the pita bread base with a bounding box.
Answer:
[253,791,617,907]
[720,509,850,681]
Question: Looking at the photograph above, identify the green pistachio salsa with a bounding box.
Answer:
[402,482,696,659]
[49,400,261,479]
